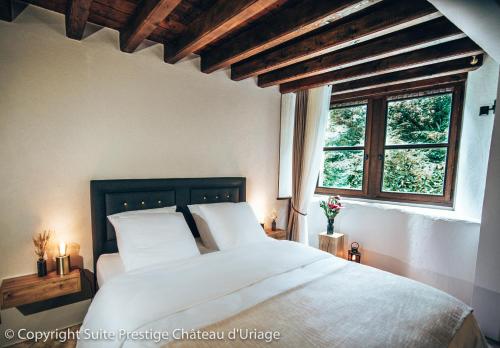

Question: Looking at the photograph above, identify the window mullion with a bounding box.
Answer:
[367,97,386,198]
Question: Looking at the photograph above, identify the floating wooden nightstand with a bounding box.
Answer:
[1,269,81,309]
[318,232,345,258]
[265,227,287,240]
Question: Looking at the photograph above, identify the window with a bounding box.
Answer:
[318,102,369,192]
[317,84,464,206]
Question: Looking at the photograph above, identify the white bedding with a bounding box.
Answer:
[96,253,125,288]
[96,238,214,287]
[81,240,481,348]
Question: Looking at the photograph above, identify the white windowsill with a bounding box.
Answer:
[312,195,481,225]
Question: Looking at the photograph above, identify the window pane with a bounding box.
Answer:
[319,150,364,190]
[386,94,452,145]
[325,105,367,147]
[382,148,447,195]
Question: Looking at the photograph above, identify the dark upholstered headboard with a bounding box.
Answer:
[90,177,246,271]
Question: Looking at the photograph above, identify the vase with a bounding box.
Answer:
[37,258,47,277]
[327,218,335,234]
[271,220,277,231]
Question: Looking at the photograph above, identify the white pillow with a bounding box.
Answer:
[198,202,267,250]
[108,212,200,271]
[109,206,176,218]
[188,203,232,250]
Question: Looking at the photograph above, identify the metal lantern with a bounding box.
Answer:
[348,242,361,263]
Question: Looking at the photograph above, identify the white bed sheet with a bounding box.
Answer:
[96,238,214,287]
[96,253,125,288]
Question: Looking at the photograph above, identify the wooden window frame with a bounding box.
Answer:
[316,82,464,207]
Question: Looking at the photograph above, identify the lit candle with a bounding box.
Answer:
[59,241,67,257]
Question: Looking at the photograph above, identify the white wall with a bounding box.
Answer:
[472,72,500,341]
[308,58,499,306]
[428,0,500,63]
[455,56,499,219]
[308,199,480,304]
[0,6,281,346]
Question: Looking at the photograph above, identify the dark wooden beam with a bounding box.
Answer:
[0,0,27,22]
[65,0,94,40]
[258,18,465,88]
[279,39,482,93]
[164,0,280,64]
[298,55,482,96]
[232,0,441,80]
[330,74,468,103]
[120,0,182,53]
[200,0,380,73]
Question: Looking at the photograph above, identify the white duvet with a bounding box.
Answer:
[78,239,480,348]
[79,239,336,347]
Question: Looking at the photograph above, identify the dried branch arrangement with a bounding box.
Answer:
[33,230,51,260]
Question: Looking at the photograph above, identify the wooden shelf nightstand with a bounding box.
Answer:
[1,269,81,309]
[318,232,345,258]
[265,228,287,240]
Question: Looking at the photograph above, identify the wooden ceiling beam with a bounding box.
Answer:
[279,38,482,93]
[200,0,381,74]
[232,0,441,81]
[0,0,27,22]
[120,0,182,53]
[330,74,468,103]
[65,0,94,40]
[258,18,465,88]
[312,55,483,96]
[164,0,280,64]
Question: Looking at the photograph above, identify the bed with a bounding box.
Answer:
[79,178,487,348]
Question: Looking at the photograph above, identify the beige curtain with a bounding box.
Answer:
[287,85,333,243]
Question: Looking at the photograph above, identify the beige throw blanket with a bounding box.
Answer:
[168,262,486,348]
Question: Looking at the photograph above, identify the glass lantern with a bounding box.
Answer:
[348,242,361,263]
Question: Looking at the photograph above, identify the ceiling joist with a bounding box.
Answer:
[120,0,182,53]
[200,0,381,74]
[164,0,280,64]
[279,38,483,93]
[0,0,27,22]
[330,73,468,103]
[323,55,483,96]
[65,0,93,40]
[258,17,465,88]
[231,0,441,80]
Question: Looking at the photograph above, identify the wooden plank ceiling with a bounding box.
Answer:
[1,0,484,97]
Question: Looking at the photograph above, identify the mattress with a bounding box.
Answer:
[96,238,214,287]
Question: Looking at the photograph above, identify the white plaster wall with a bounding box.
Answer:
[0,6,282,346]
[472,72,500,341]
[308,198,480,304]
[455,56,499,219]
[428,0,500,62]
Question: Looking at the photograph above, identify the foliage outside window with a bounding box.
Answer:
[317,84,463,206]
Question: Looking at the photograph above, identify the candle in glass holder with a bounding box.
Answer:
[56,241,71,275]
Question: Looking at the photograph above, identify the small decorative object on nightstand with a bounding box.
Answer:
[33,230,51,277]
[270,209,278,231]
[1,269,81,310]
[318,232,344,258]
[56,241,71,276]
[265,227,287,240]
[348,242,361,263]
